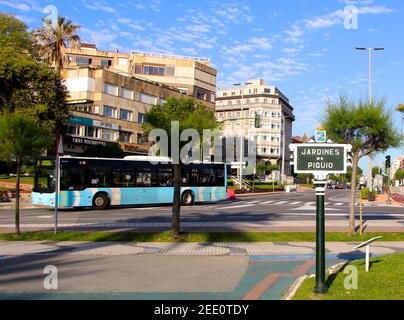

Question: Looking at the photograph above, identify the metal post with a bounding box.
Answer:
[54,154,59,234]
[240,95,244,190]
[359,197,363,235]
[387,167,392,205]
[315,179,328,294]
[367,50,373,199]
[365,245,370,272]
[281,115,286,185]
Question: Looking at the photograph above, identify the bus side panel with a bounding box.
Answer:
[186,186,227,202]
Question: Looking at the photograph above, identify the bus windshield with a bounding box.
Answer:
[34,160,55,193]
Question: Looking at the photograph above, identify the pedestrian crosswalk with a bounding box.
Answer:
[219,200,357,210]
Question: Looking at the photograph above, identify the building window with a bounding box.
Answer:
[103,105,117,118]
[120,87,133,100]
[197,90,206,100]
[102,129,115,141]
[210,93,215,103]
[103,83,118,96]
[264,88,271,94]
[72,103,93,113]
[143,65,165,76]
[139,93,157,105]
[134,64,142,74]
[76,57,91,65]
[67,123,80,136]
[85,126,98,138]
[138,113,146,124]
[119,131,132,143]
[166,65,175,76]
[118,57,128,65]
[101,59,112,67]
[159,98,166,105]
[120,109,132,121]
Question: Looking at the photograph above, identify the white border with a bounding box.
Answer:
[289,143,352,175]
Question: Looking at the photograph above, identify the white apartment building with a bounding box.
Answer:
[391,155,404,181]
[215,79,295,175]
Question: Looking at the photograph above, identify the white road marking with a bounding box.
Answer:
[219,204,255,210]
[260,201,275,205]
[37,216,53,219]
[275,201,288,205]
[245,201,260,204]
[290,202,302,205]
[334,203,345,206]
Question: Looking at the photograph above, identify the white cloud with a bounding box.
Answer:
[222,37,272,55]
[84,1,117,13]
[0,0,30,12]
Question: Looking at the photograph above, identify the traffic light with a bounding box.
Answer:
[346,151,353,167]
[385,155,391,169]
[254,114,261,128]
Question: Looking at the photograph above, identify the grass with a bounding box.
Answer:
[0,176,34,184]
[293,253,404,300]
[1,231,404,242]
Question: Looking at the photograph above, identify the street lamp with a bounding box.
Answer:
[234,82,252,190]
[356,47,384,200]
[281,114,293,185]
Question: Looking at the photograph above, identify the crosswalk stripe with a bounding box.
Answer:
[276,201,288,205]
[334,203,344,206]
[260,201,274,204]
[290,202,302,205]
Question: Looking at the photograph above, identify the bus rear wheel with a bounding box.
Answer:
[93,193,110,210]
[181,191,194,206]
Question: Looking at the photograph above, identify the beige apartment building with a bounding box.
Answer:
[62,66,188,155]
[65,44,217,109]
[215,79,295,175]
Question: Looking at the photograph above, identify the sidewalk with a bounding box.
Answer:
[0,200,41,210]
[1,241,403,257]
[1,241,402,300]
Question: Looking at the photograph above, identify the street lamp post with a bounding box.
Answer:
[234,82,252,190]
[356,47,384,201]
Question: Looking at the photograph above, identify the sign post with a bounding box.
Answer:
[54,135,64,235]
[290,134,351,294]
[314,177,327,294]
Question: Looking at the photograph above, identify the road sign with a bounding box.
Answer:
[290,143,352,175]
[315,129,327,143]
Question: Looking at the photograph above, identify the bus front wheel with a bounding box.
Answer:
[92,193,110,210]
[181,191,194,206]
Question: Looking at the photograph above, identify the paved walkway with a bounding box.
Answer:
[1,241,403,257]
[1,241,403,300]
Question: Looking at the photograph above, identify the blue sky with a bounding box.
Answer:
[1,0,403,171]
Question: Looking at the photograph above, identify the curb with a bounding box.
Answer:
[283,262,347,300]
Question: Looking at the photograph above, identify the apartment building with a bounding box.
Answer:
[215,79,295,175]
[62,66,187,155]
[391,155,404,181]
[65,44,217,109]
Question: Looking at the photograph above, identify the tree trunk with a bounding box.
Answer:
[172,163,181,238]
[349,155,359,235]
[15,158,21,235]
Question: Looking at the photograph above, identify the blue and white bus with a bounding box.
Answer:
[32,156,228,210]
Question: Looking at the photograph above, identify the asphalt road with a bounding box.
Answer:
[0,190,403,232]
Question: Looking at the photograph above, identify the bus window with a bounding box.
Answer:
[136,168,157,187]
[61,167,86,191]
[199,168,215,186]
[158,168,173,187]
[214,168,225,186]
[34,164,55,193]
[88,167,112,187]
[112,168,136,188]
[182,169,199,187]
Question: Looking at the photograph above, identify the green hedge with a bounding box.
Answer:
[361,187,376,200]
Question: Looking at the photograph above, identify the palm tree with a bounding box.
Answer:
[33,16,80,72]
